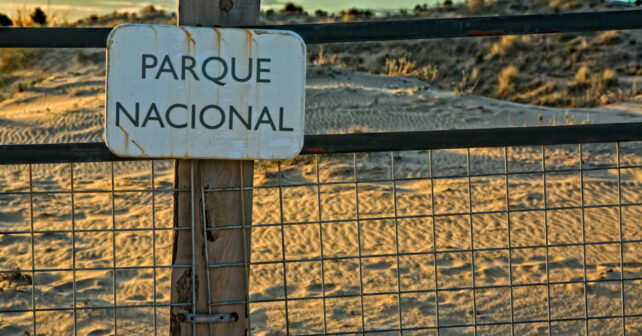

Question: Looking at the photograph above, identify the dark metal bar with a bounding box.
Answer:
[1,123,640,164]
[2,10,642,47]
[303,122,642,154]
[0,27,111,48]
[0,142,127,164]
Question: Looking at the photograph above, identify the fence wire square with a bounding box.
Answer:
[0,141,641,335]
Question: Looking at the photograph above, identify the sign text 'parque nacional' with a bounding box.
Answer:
[105,24,306,160]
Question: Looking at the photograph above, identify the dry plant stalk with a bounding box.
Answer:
[385,55,438,82]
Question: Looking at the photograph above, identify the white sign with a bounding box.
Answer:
[105,24,306,160]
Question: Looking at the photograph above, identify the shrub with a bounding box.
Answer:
[314,9,328,17]
[0,13,12,26]
[281,3,303,14]
[414,4,429,14]
[345,8,372,17]
[342,8,373,21]
[30,7,47,25]
[139,5,161,18]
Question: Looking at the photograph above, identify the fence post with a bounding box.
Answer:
[170,1,260,336]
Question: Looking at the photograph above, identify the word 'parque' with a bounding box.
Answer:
[142,54,272,86]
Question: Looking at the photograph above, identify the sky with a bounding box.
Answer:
[0,0,449,22]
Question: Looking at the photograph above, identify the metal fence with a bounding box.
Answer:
[2,8,642,336]
[1,125,641,335]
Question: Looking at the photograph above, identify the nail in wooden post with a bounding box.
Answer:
[170,1,260,335]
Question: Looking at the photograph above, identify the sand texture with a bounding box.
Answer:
[0,56,642,335]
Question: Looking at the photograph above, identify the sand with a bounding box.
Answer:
[0,50,641,335]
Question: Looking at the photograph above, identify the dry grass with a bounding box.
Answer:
[311,48,344,67]
[11,7,32,27]
[385,56,439,82]
[497,65,519,96]
[565,66,621,106]
[347,124,375,133]
[456,68,479,95]
[570,67,618,91]
[467,0,485,13]
[601,69,617,88]
[594,30,620,46]
[574,66,591,86]
[548,0,580,9]
[0,49,39,73]
[0,48,41,94]
[489,35,520,58]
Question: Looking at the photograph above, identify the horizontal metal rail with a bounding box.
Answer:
[1,9,642,47]
[1,122,640,164]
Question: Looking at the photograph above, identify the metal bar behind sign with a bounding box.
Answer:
[1,123,641,165]
[1,9,642,48]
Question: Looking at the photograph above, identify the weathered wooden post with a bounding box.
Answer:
[170,1,260,335]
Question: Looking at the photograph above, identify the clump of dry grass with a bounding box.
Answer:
[385,55,439,82]
[548,0,580,9]
[497,65,519,96]
[569,67,618,92]
[565,66,621,106]
[311,48,344,67]
[456,68,479,95]
[594,30,620,46]
[11,7,32,26]
[489,35,520,58]
[574,66,591,86]
[601,69,618,88]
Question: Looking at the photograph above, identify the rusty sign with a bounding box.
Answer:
[104,24,306,160]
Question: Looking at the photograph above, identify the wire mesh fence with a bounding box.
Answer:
[0,140,641,335]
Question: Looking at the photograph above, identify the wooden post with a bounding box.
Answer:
[170,1,259,335]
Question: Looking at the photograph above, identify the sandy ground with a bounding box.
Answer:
[0,53,641,335]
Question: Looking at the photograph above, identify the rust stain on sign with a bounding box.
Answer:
[131,139,145,155]
[244,29,257,44]
[212,28,222,53]
[118,126,129,142]
[180,27,196,46]
[118,125,129,152]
